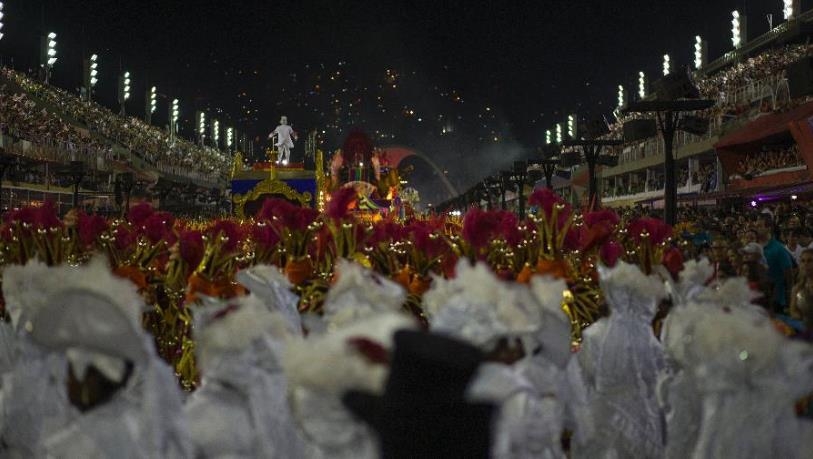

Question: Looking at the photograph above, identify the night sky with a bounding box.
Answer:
[0,0,799,203]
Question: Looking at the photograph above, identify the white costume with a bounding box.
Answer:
[269,116,296,165]
[283,260,413,459]
[688,302,813,458]
[185,294,305,458]
[574,261,666,459]
[424,260,569,459]
[657,259,767,459]
[3,258,192,458]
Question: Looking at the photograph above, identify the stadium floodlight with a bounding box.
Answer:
[0,2,5,41]
[663,54,670,76]
[172,99,179,123]
[197,111,206,139]
[89,54,98,87]
[638,71,646,99]
[545,129,552,145]
[694,35,707,69]
[47,32,57,65]
[118,71,131,115]
[212,119,220,146]
[732,11,742,48]
[150,86,157,113]
[170,98,180,138]
[617,85,625,109]
[567,114,576,139]
[555,123,563,144]
[784,0,794,20]
[226,127,234,148]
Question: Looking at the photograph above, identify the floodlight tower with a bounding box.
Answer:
[211,119,220,149]
[638,72,646,99]
[567,115,577,139]
[118,71,131,115]
[170,99,180,139]
[663,54,671,76]
[731,10,745,49]
[196,111,206,145]
[82,54,99,102]
[40,32,58,84]
[694,36,707,70]
[0,2,5,42]
[145,86,157,124]
[226,127,234,152]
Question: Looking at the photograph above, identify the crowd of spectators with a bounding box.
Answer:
[1,68,229,184]
[669,202,813,325]
[0,86,112,165]
[732,144,804,179]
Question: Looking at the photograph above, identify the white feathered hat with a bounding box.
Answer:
[235,264,302,336]
[193,294,291,371]
[597,261,666,319]
[283,312,416,396]
[423,259,540,350]
[13,258,150,380]
[322,259,406,330]
[528,275,574,368]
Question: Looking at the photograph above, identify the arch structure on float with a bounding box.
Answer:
[380,145,459,199]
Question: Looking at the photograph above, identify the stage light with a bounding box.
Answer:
[732,11,742,48]
[638,72,646,98]
[663,54,670,76]
[617,85,625,108]
[545,129,552,145]
[226,127,233,148]
[791,194,798,200]
[212,119,220,145]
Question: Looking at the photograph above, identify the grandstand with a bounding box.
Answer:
[0,67,231,216]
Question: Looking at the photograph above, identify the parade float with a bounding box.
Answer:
[230,130,416,220]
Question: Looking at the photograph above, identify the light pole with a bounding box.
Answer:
[196,111,206,145]
[623,72,714,225]
[118,71,131,115]
[145,86,156,124]
[41,32,57,84]
[537,145,560,190]
[561,136,623,209]
[211,119,220,149]
[82,54,99,102]
[170,99,180,139]
[0,2,5,42]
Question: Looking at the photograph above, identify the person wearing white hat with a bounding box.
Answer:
[282,260,413,459]
[268,115,297,165]
[572,261,667,459]
[424,260,569,458]
[1,258,192,458]
[184,295,305,458]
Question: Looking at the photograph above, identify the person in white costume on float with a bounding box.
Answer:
[269,115,297,165]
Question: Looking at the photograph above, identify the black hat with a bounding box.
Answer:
[343,330,495,459]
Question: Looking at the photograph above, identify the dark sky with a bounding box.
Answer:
[0,0,799,203]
